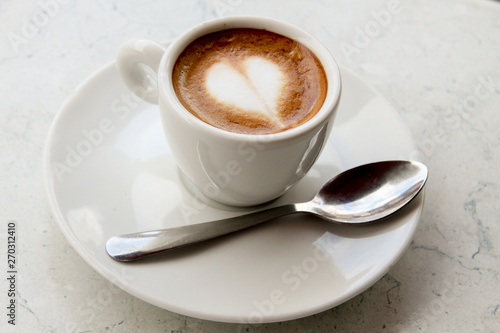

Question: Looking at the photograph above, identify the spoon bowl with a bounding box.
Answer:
[303,160,427,223]
[106,160,427,262]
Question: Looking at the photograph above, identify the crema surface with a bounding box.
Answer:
[172,28,327,134]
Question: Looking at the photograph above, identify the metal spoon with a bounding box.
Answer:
[106,160,427,262]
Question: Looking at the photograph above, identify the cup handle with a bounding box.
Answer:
[115,39,171,104]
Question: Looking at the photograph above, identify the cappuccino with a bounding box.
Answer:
[172,28,327,134]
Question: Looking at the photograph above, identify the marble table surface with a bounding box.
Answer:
[1,0,499,332]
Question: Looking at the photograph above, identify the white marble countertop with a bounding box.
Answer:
[1,0,499,332]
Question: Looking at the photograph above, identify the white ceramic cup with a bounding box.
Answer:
[116,16,341,206]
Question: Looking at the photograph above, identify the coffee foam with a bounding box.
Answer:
[172,29,327,135]
[205,56,286,126]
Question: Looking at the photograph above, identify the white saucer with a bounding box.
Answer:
[44,61,424,323]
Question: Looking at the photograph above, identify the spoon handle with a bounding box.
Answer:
[106,204,298,261]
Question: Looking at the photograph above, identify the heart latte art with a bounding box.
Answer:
[206,57,286,125]
[172,29,327,134]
